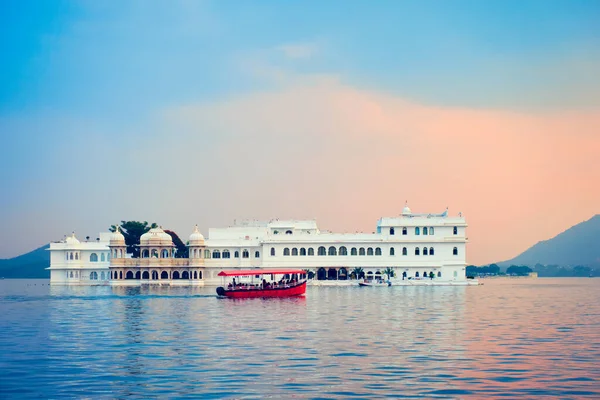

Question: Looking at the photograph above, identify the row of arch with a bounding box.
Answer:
[314,268,445,280]
[388,226,459,235]
[208,250,260,259]
[66,270,108,280]
[89,253,110,262]
[110,270,204,280]
[141,248,173,259]
[273,246,460,256]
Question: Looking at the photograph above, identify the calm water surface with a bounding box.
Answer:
[1,278,599,399]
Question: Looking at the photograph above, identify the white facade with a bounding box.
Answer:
[48,233,112,285]
[48,205,469,286]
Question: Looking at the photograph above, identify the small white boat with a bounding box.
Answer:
[358,279,391,287]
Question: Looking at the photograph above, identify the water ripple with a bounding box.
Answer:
[0,278,599,398]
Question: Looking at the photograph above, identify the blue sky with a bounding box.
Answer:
[1,0,599,262]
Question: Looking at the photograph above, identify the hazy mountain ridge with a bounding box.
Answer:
[0,244,50,278]
[498,214,600,268]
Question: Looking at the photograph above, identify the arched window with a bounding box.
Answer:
[351,247,357,256]
[151,249,158,258]
[234,251,239,258]
[430,227,435,235]
[359,248,366,256]
[367,248,374,256]
[415,271,419,278]
[69,252,73,260]
[75,253,79,260]
[161,249,169,258]
[152,271,158,280]
[212,250,221,259]
[423,227,428,235]
[390,247,395,256]
[430,247,434,255]
[273,230,279,235]
[423,247,428,256]
[255,251,260,258]
[142,271,149,279]
[222,250,230,259]
[205,249,211,259]
[415,227,420,235]
[308,248,314,256]
[284,248,290,256]
[339,246,347,256]
[160,271,168,279]
[193,271,198,279]
[437,271,441,278]
[453,226,458,235]
[270,247,275,256]
[90,253,98,262]
[119,271,123,279]
[375,247,382,256]
[142,249,149,258]
[453,271,458,277]
[101,253,105,262]
[242,250,249,258]
[318,246,326,256]
[390,227,395,235]
[300,248,306,256]
[199,271,203,279]
[415,247,420,256]
[292,248,298,256]
[285,230,293,235]
[453,247,458,255]
[328,246,337,256]
[402,227,407,235]
[402,247,407,256]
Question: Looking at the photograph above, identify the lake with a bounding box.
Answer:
[1,278,599,399]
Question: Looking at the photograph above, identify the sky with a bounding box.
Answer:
[1,0,599,264]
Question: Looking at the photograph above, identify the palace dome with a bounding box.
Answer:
[65,233,80,246]
[110,226,126,245]
[188,225,205,245]
[140,226,173,246]
[402,205,412,215]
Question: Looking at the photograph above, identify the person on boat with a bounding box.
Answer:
[232,278,236,288]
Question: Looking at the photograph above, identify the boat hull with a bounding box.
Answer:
[217,281,307,298]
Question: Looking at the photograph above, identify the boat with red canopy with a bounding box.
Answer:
[216,269,307,298]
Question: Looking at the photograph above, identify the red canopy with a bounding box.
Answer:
[217,269,305,277]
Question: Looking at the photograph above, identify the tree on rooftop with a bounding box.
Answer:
[110,221,157,258]
[164,229,188,258]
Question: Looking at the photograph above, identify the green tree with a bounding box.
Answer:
[429,271,434,280]
[164,229,188,258]
[506,265,532,276]
[110,221,157,258]
[383,267,395,280]
[351,267,364,280]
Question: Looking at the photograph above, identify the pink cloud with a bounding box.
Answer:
[154,78,600,265]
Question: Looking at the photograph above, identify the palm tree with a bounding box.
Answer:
[351,267,364,280]
[383,267,395,280]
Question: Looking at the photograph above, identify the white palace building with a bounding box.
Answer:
[48,205,473,286]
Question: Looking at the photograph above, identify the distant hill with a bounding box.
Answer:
[0,244,50,279]
[498,214,600,268]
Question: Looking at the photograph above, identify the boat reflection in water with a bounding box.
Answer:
[216,269,307,299]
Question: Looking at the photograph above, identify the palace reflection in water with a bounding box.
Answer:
[1,278,599,398]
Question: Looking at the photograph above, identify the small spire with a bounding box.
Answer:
[194,224,199,232]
